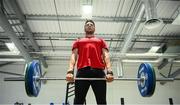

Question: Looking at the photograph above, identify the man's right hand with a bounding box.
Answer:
[66,73,74,82]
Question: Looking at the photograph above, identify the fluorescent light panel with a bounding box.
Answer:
[5,42,20,53]
[81,5,92,19]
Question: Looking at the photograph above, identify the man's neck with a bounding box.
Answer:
[85,34,94,38]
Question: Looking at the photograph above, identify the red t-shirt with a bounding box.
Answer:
[72,36,108,70]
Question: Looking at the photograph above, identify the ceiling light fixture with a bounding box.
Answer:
[81,5,92,19]
[5,42,20,53]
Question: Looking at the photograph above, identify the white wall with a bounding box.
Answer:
[0,61,180,105]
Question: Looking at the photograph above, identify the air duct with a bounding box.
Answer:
[120,3,145,53]
[143,0,163,29]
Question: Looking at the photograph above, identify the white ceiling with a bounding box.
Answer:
[0,0,180,66]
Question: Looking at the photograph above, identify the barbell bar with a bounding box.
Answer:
[3,60,180,97]
[39,77,180,81]
[4,77,180,81]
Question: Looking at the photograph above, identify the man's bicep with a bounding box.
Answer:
[72,48,78,59]
[72,48,78,54]
[102,48,109,55]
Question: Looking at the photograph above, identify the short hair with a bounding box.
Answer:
[85,19,95,26]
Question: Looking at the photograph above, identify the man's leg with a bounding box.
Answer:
[74,68,92,105]
[91,80,107,105]
[74,80,90,105]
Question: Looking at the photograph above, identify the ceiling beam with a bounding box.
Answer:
[1,32,180,40]
[0,8,32,63]
[0,62,14,67]
[7,0,48,68]
[8,14,173,24]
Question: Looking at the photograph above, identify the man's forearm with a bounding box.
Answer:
[68,53,76,72]
[104,56,114,75]
[104,56,112,71]
[68,49,77,73]
[102,49,112,72]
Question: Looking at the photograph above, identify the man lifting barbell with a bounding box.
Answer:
[3,21,180,100]
[3,19,180,101]
[66,20,114,105]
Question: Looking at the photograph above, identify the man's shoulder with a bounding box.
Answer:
[76,37,86,41]
[73,38,87,43]
[94,37,105,42]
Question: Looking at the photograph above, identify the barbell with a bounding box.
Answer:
[4,60,180,97]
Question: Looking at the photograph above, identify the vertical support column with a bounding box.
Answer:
[117,59,124,78]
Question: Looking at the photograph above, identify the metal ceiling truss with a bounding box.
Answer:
[2,0,48,68]
[1,35,179,45]
[0,7,32,63]
[7,14,173,24]
[2,32,180,40]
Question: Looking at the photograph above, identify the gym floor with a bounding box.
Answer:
[0,0,180,105]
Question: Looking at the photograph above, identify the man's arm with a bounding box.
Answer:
[67,48,78,73]
[102,48,112,73]
[102,48,114,82]
[66,48,78,82]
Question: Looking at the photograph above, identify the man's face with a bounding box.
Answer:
[84,22,95,34]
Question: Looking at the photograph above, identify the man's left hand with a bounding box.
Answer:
[106,74,114,82]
